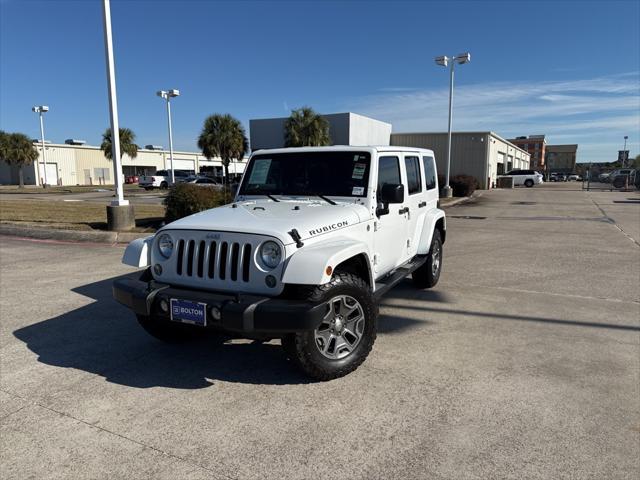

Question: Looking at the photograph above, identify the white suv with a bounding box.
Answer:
[502,169,544,187]
[138,170,190,190]
[114,146,446,380]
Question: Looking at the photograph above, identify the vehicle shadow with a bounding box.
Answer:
[13,274,442,389]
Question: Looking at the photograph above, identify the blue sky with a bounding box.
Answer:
[1,0,638,163]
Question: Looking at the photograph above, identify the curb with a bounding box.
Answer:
[440,192,481,208]
[0,223,150,245]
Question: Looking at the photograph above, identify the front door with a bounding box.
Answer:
[373,154,408,276]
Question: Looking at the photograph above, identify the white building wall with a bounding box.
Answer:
[0,143,241,186]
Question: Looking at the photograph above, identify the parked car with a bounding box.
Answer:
[567,174,580,181]
[610,169,637,189]
[550,173,563,182]
[125,175,139,184]
[183,175,223,189]
[114,146,446,380]
[501,169,544,187]
[138,170,190,190]
[598,173,612,183]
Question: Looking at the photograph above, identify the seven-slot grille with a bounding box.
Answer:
[175,239,252,282]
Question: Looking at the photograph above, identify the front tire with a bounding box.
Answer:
[525,179,534,187]
[282,273,377,381]
[412,229,443,289]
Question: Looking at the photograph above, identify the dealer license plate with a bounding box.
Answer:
[170,299,207,326]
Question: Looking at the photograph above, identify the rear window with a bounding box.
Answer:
[423,156,437,190]
[156,170,168,176]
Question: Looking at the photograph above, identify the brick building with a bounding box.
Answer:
[508,135,546,171]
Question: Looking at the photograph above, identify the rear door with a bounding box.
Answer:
[373,154,409,276]
[403,153,426,259]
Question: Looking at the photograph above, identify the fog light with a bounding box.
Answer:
[159,299,169,313]
[210,306,221,321]
[265,275,277,288]
[154,264,163,275]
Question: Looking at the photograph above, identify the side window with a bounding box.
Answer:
[377,156,401,192]
[404,156,422,194]
[423,156,437,190]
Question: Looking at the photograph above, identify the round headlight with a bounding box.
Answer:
[157,233,174,259]
[260,241,282,269]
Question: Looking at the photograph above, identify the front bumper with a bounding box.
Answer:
[113,277,327,334]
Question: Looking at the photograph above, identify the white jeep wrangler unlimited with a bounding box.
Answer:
[114,146,446,380]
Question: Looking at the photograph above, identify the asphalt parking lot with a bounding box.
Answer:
[1,183,638,479]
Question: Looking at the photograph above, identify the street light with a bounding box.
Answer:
[622,135,628,167]
[31,105,49,187]
[101,0,127,209]
[157,89,180,184]
[435,52,471,198]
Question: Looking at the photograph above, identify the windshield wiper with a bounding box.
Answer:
[313,194,337,205]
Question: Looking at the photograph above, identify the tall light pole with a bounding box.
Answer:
[31,105,49,187]
[101,0,127,207]
[157,89,180,184]
[622,135,628,167]
[435,52,471,198]
[101,0,134,231]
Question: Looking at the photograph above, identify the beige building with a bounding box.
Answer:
[390,132,530,189]
[0,142,246,186]
[545,144,578,174]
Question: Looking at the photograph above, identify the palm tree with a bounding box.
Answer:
[284,107,331,147]
[197,114,248,185]
[0,132,39,188]
[100,127,138,160]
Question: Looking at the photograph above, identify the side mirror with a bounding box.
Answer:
[379,183,404,204]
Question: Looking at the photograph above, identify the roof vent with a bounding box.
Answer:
[65,139,86,145]
[145,145,164,150]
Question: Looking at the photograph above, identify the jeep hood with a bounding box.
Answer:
[162,200,369,245]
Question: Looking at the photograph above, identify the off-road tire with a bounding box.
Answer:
[524,179,534,188]
[136,314,200,343]
[412,229,443,289]
[282,273,377,381]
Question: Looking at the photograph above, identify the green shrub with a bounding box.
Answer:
[164,184,232,222]
[450,175,479,197]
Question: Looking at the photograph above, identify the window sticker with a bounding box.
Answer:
[352,163,367,180]
[352,186,364,196]
[248,158,271,184]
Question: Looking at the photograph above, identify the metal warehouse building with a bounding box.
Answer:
[0,142,246,186]
[390,132,531,189]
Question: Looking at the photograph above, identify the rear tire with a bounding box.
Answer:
[412,229,443,289]
[160,181,168,190]
[524,179,534,188]
[282,273,377,381]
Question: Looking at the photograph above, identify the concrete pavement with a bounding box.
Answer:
[1,183,638,479]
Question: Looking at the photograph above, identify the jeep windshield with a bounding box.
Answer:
[239,151,371,198]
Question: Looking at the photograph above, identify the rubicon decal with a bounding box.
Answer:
[308,220,349,236]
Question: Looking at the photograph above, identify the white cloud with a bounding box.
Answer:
[345,73,640,163]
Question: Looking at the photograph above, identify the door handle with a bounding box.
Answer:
[418,201,427,208]
[398,207,409,215]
